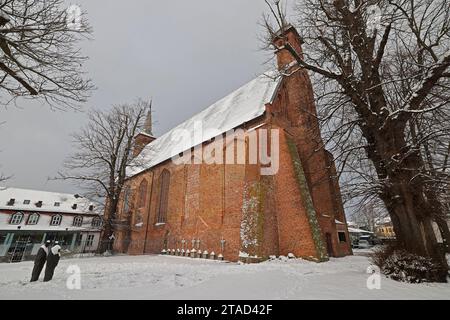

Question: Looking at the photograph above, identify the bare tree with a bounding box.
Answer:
[0,0,93,109]
[56,100,151,250]
[263,0,450,281]
[0,164,11,183]
[0,169,10,183]
[349,199,387,231]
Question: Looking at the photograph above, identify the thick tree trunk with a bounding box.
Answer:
[368,127,449,281]
[380,179,448,281]
[425,190,450,252]
[100,198,118,253]
[435,217,450,253]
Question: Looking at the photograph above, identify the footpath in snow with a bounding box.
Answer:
[0,253,449,300]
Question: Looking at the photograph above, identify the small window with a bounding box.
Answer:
[50,214,62,226]
[27,213,40,225]
[338,232,347,243]
[91,216,102,228]
[73,216,83,227]
[76,233,83,246]
[9,212,24,225]
[23,200,30,205]
[86,234,95,247]
[54,202,60,207]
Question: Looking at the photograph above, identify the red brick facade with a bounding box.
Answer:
[111,26,352,262]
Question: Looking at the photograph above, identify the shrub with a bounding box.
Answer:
[371,245,447,283]
[370,244,395,270]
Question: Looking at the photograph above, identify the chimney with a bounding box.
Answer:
[7,198,15,206]
[133,106,156,157]
[35,201,43,208]
[72,203,78,210]
[271,25,304,71]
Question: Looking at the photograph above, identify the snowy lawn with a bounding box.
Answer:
[0,254,449,300]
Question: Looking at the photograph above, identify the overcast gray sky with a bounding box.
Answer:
[0,0,285,194]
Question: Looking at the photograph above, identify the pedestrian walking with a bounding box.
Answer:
[30,240,51,282]
[43,242,61,282]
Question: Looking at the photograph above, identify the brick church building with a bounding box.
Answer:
[111,26,352,262]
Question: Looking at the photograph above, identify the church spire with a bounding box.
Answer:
[132,100,156,157]
[143,100,153,136]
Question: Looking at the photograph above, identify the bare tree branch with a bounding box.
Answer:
[0,0,94,110]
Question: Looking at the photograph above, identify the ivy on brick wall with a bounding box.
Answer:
[240,180,267,260]
[286,138,329,262]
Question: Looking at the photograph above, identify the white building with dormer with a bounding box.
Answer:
[0,187,103,262]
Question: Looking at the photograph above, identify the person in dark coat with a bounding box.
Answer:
[30,240,51,282]
[43,242,61,282]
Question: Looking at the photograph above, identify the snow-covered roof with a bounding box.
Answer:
[127,72,282,177]
[375,216,391,225]
[347,227,374,234]
[134,131,155,139]
[346,221,358,227]
[0,187,100,215]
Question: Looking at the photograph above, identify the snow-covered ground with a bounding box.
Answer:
[0,254,449,300]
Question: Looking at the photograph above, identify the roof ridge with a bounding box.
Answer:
[0,186,84,198]
[151,71,279,144]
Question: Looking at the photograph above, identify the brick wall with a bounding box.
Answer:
[112,25,352,262]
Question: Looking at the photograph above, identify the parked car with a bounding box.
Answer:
[357,239,371,249]
[359,234,381,246]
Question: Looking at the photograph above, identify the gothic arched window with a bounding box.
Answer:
[156,170,170,224]
[122,186,131,214]
[137,179,148,208]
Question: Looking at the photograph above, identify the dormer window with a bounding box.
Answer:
[35,201,43,208]
[54,202,60,207]
[50,214,62,226]
[9,212,24,225]
[73,215,83,227]
[23,200,30,205]
[72,204,78,210]
[89,205,94,211]
[7,198,15,206]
